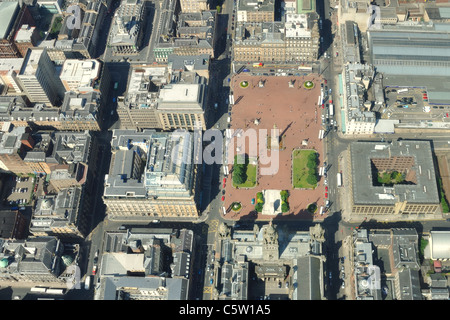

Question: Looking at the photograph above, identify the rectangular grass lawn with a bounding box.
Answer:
[233,155,257,188]
[292,149,317,189]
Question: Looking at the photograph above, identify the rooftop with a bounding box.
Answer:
[105,130,196,199]
[0,1,18,39]
[59,59,101,91]
[369,22,450,77]
[19,48,46,76]
[238,0,275,12]
[350,140,440,205]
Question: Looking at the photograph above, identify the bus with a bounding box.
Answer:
[329,104,334,116]
[84,276,92,290]
[397,88,408,93]
[337,172,342,187]
[253,62,264,68]
[46,288,65,295]
[298,66,313,72]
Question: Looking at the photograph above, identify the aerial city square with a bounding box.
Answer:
[0,0,449,303]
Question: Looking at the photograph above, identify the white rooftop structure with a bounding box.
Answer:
[14,25,35,42]
[59,59,101,92]
[159,84,200,103]
[20,49,45,76]
[429,231,450,260]
[285,13,311,38]
[0,58,24,73]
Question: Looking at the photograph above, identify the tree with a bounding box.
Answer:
[256,192,264,202]
[307,152,317,164]
[307,173,317,186]
[233,165,246,185]
[307,160,316,169]
[255,203,263,212]
[280,190,289,202]
[281,202,290,213]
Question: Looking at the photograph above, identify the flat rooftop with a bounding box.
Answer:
[159,84,201,103]
[20,48,45,76]
[0,1,18,39]
[238,0,275,12]
[349,140,440,205]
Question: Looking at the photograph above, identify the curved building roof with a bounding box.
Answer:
[430,231,450,260]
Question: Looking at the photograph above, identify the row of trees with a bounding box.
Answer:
[280,190,290,213]
[233,155,249,185]
[255,192,264,212]
[306,152,318,186]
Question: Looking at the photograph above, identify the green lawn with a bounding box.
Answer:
[233,155,257,188]
[293,149,317,189]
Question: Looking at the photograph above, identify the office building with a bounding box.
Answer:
[179,0,208,13]
[0,58,25,94]
[284,13,320,62]
[237,0,275,23]
[346,141,441,217]
[13,24,39,58]
[117,66,208,131]
[341,63,377,135]
[153,8,218,62]
[96,227,194,300]
[16,48,65,106]
[0,126,35,174]
[31,187,86,238]
[103,130,201,220]
[0,2,35,59]
[109,0,147,55]
[0,210,28,239]
[351,228,422,300]
[167,54,211,79]
[59,59,101,93]
[282,0,297,15]
[157,80,207,131]
[116,66,166,130]
[233,15,319,63]
[0,237,65,284]
[58,91,101,131]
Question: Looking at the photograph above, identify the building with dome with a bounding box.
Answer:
[30,186,86,239]
[108,0,147,55]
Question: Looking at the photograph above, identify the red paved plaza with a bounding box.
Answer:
[223,74,328,221]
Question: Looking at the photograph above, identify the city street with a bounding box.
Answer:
[6,0,450,302]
